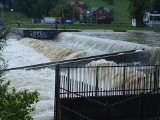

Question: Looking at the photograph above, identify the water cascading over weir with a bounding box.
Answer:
[18,30,160,65]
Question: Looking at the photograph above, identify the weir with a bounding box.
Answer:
[18,32,158,65]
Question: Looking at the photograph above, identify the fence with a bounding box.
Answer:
[54,65,160,120]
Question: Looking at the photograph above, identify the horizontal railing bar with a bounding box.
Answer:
[60,88,107,106]
[1,49,146,71]
[60,87,156,93]
[60,65,159,69]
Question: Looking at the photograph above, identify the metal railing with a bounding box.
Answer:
[58,65,160,98]
[54,65,160,120]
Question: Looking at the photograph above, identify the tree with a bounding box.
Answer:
[36,0,46,18]
[0,24,39,120]
[0,24,9,50]
[49,0,67,18]
[128,0,152,26]
[152,0,160,11]
[49,4,62,17]
[14,0,56,18]
[14,0,37,17]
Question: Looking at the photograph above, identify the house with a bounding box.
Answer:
[70,1,88,22]
[71,1,88,14]
[91,6,113,24]
[143,11,160,27]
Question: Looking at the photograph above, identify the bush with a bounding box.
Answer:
[0,81,39,120]
[0,23,9,50]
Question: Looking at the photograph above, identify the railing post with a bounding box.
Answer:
[95,66,99,96]
[139,93,143,120]
[67,67,70,98]
[123,66,126,95]
[54,65,61,120]
[154,65,158,93]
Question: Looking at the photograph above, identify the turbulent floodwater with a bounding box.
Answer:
[1,30,160,119]
[1,39,55,120]
[79,30,160,47]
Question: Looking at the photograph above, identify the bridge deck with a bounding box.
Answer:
[16,28,80,39]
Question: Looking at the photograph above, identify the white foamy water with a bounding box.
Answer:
[1,38,55,120]
[55,32,150,54]
[20,38,89,61]
[17,32,151,63]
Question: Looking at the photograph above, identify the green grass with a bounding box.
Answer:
[109,0,130,24]
[4,12,32,25]
[20,23,160,31]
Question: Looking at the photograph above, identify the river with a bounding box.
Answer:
[1,30,160,119]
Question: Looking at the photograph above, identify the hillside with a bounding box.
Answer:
[3,0,130,24]
[68,0,130,24]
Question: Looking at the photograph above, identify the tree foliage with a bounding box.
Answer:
[0,24,9,51]
[49,3,62,17]
[128,0,152,26]
[0,81,39,120]
[107,0,114,5]
[152,0,160,11]
[14,0,56,18]
[129,0,160,27]
[50,2,80,22]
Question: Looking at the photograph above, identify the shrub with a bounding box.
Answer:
[0,81,39,120]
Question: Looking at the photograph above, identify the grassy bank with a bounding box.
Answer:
[20,23,160,31]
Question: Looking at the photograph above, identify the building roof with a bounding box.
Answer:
[91,6,110,13]
[70,1,87,14]
[70,1,85,5]
[75,7,84,14]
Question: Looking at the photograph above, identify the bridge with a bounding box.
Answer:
[18,28,80,39]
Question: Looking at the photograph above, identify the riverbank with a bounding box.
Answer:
[19,23,160,32]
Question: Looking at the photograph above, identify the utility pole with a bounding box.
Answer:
[72,6,74,23]
[61,5,64,24]
[45,9,46,17]
[62,5,64,18]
